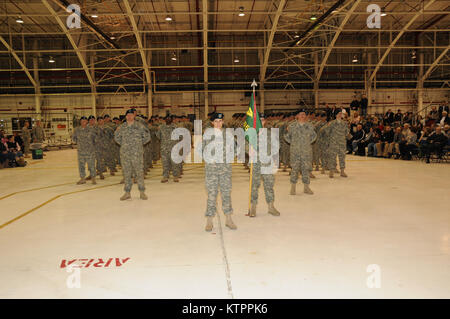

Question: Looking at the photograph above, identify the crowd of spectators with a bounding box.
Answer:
[0,129,28,168]
[346,105,449,163]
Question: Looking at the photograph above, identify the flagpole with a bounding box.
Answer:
[248,79,257,216]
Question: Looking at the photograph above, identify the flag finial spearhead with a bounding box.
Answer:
[251,79,258,88]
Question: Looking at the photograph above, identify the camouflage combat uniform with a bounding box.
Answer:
[99,123,116,172]
[327,119,349,170]
[156,122,180,179]
[251,128,278,204]
[21,125,31,156]
[284,121,317,185]
[72,126,96,178]
[317,122,331,170]
[32,125,45,143]
[203,128,235,217]
[114,121,151,193]
[312,120,326,169]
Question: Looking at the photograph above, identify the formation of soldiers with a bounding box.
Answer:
[72,107,351,232]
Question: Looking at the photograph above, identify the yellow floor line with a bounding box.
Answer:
[0,182,76,200]
[0,165,204,230]
[0,162,204,200]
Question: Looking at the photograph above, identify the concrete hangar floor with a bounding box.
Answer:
[0,149,449,298]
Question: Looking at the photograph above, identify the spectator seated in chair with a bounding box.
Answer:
[421,126,448,163]
[399,127,418,160]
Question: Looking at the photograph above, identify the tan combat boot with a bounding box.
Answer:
[91,177,97,185]
[268,202,280,216]
[310,172,316,178]
[304,184,314,195]
[85,175,92,180]
[76,178,86,185]
[205,217,213,232]
[173,177,179,183]
[120,192,131,201]
[249,203,257,217]
[340,169,348,178]
[110,170,115,176]
[225,215,237,230]
[290,183,296,195]
[321,166,326,174]
[329,170,334,178]
[99,173,105,180]
[161,178,168,183]
[140,191,148,200]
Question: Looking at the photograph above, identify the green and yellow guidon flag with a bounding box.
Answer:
[243,90,262,149]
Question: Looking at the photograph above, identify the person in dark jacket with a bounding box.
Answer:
[376,125,394,157]
[394,109,403,123]
[422,126,448,163]
[384,109,395,125]
[351,124,366,155]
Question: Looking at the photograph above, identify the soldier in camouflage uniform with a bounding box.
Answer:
[202,113,237,232]
[149,117,160,164]
[312,112,327,171]
[249,113,281,217]
[85,116,103,179]
[103,114,117,174]
[157,115,180,183]
[114,109,151,200]
[21,121,31,158]
[327,109,349,178]
[32,120,45,143]
[72,116,97,185]
[276,114,289,172]
[317,116,331,174]
[112,117,121,166]
[284,109,317,195]
[97,116,116,178]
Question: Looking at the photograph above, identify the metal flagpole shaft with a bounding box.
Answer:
[248,79,258,215]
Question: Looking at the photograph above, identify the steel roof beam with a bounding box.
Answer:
[368,0,437,83]
[41,0,94,86]
[0,35,37,88]
[316,0,361,81]
[123,0,151,84]
[261,0,286,81]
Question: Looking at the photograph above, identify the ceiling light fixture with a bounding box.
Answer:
[352,55,358,63]
[310,15,317,21]
[16,16,24,24]
[238,7,245,17]
[294,33,299,38]
[171,52,177,61]
[381,8,387,16]
[234,57,240,63]
[49,56,55,63]
[91,9,98,18]
[165,16,172,21]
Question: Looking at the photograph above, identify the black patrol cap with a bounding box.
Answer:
[88,115,95,120]
[80,116,88,121]
[125,109,134,115]
[103,114,110,119]
[130,108,137,113]
[113,117,119,121]
[97,116,103,120]
[211,113,224,121]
